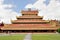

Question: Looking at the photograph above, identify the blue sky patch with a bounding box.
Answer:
[4,0,37,12]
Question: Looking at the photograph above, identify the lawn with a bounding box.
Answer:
[0,33,60,40]
[32,34,60,40]
[0,34,26,40]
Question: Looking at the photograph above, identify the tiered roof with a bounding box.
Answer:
[1,9,59,30]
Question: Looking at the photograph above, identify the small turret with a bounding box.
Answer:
[0,22,4,26]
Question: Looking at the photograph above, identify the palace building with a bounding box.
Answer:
[0,9,60,33]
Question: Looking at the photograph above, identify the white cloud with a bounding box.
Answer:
[3,4,13,9]
[25,4,33,8]
[0,0,20,24]
[25,0,60,20]
[0,0,4,4]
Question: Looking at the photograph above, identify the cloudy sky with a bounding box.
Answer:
[0,0,60,24]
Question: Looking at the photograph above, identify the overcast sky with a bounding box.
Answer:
[0,0,60,24]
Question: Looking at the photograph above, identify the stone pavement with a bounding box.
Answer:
[24,33,32,40]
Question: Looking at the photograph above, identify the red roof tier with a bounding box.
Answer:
[21,10,38,15]
[17,16,43,19]
[12,20,50,24]
[4,24,52,27]
[1,24,58,30]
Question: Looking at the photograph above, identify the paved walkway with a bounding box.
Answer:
[0,33,10,36]
[24,33,32,40]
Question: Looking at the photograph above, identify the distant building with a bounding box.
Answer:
[0,9,60,33]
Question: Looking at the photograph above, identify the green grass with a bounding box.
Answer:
[0,34,26,40]
[0,33,60,40]
[32,34,60,40]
